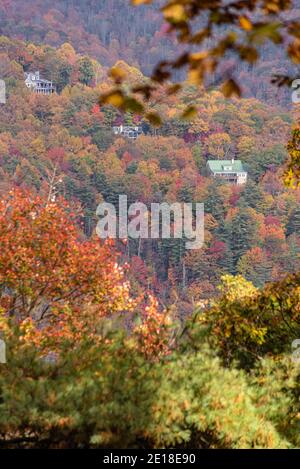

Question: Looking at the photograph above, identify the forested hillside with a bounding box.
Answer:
[0,0,299,103]
[0,0,176,71]
[1,35,299,315]
[1,0,300,451]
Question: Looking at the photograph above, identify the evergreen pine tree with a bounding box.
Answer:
[229,207,257,271]
[241,178,265,211]
[218,241,235,274]
[204,181,226,224]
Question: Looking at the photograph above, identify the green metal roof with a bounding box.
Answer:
[207,160,246,173]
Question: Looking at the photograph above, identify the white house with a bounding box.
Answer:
[207,159,248,185]
[25,71,56,95]
[112,125,143,140]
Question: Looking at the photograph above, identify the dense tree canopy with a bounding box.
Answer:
[0,1,300,450]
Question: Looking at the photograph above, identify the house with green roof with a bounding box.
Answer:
[207,159,247,185]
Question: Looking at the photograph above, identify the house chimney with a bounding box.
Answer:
[231,157,234,165]
[35,71,40,80]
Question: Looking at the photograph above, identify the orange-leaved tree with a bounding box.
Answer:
[0,189,132,347]
[0,189,173,357]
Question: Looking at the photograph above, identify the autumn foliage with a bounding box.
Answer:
[0,189,171,358]
[1,0,300,450]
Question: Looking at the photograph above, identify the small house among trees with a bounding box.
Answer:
[24,71,56,95]
[112,125,143,140]
[207,159,247,185]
